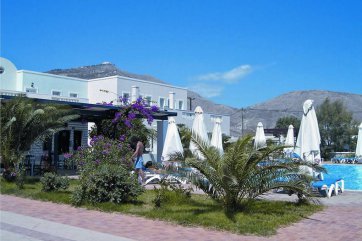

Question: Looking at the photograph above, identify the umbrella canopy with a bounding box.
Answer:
[294,100,321,174]
[254,122,267,149]
[284,125,295,156]
[356,122,362,157]
[161,117,184,161]
[285,125,295,146]
[211,117,224,155]
[189,106,209,159]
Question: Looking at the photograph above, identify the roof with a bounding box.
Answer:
[0,95,177,122]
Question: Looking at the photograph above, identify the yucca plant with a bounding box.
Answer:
[178,133,324,213]
[0,97,79,171]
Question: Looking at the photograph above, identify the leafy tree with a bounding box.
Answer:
[0,97,79,171]
[275,116,301,129]
[173,133,322,213]
[316,98,358,158]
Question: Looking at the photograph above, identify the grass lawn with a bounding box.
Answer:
[0,178,323,236]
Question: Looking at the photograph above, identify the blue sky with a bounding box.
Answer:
[2,0,362,108]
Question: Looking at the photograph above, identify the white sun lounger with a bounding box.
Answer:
[312,176,344,198]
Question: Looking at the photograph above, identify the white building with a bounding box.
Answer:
[0,57,230,167]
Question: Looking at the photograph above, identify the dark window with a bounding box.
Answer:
[73,131,82,150]
[57,130,70,154]
[52,90,61,96]
[43,138,52,151]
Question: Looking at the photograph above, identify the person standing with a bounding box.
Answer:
[131,136,145,185]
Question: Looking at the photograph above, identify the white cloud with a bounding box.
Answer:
[188,83,224,98]
[197,65,252,83]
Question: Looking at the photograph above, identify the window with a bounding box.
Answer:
[57,130,70,154]
[52,90,61,96]
[178,100,184,110]
[145,96,152,106]
[69,93,78,98]
[73,131,82,150]
[159,97,165,109]
[43,137,52,151]
[26,88,37,94]
[122,92,130,103]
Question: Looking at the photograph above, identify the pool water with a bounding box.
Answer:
[323,164,362,191]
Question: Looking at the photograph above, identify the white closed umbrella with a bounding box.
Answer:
[189,106,209,159]
[284,125,295,156]
[356,122,362,157]
[211,117,224,155]
[294,99,321,175]
[254,122,267,149]
[162,117,184,161]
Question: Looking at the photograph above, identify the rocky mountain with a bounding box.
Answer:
[47,62,166,84]
[46,63,362,137]
[230,90,362,136]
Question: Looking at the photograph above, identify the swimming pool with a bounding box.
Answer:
[323,164,362,191]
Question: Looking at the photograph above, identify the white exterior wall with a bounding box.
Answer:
[87,76,188,110]
[18,71,88,101]
[87,77,118,104]
[0,57,22,91]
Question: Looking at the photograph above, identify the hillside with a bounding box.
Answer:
[230,90,362,136]
[47,62,166,84]
[46,63,362,137]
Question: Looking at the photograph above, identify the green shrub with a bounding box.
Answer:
[72,164,143,205]
[152,179,192,208]
[40,173,70,192]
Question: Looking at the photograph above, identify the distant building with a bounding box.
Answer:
[0,57,230,166]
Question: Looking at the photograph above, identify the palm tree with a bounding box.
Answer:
[184,133,323,212]
[1,97,79,170]
[177,124,192,158]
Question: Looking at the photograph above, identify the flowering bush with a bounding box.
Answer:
[68,136,141,205]
[91,97,159,145]
[68,96,159,205]
[67,136,133,173]
[71,164,142,206]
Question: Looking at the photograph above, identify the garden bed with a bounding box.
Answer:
[0,178,323,236]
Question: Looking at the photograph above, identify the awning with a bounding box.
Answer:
[0,95,177,122]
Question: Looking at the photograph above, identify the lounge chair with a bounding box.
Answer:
[144,169,187,185]
[312,174,344,198]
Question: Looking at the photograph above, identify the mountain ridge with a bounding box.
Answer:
[46,62,362,136]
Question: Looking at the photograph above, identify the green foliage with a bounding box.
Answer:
[0,97,78,171]
[15,167,26,189]
[222,134,232,151]
[316,98,358,159]
[0,178,323,236]
[68,136,133,174]
[72,164,143,206]
[184,133,322,212]
[275,116,301,129]
[90,97,159,149]
[40,173,70,192]
[93,118,153,147]
[177,124,193,157]
[152,179,193,208]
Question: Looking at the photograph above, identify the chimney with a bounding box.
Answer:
[168,92,175,110]
[131,86,139,102]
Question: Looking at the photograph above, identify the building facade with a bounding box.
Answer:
[0,57,230,166]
